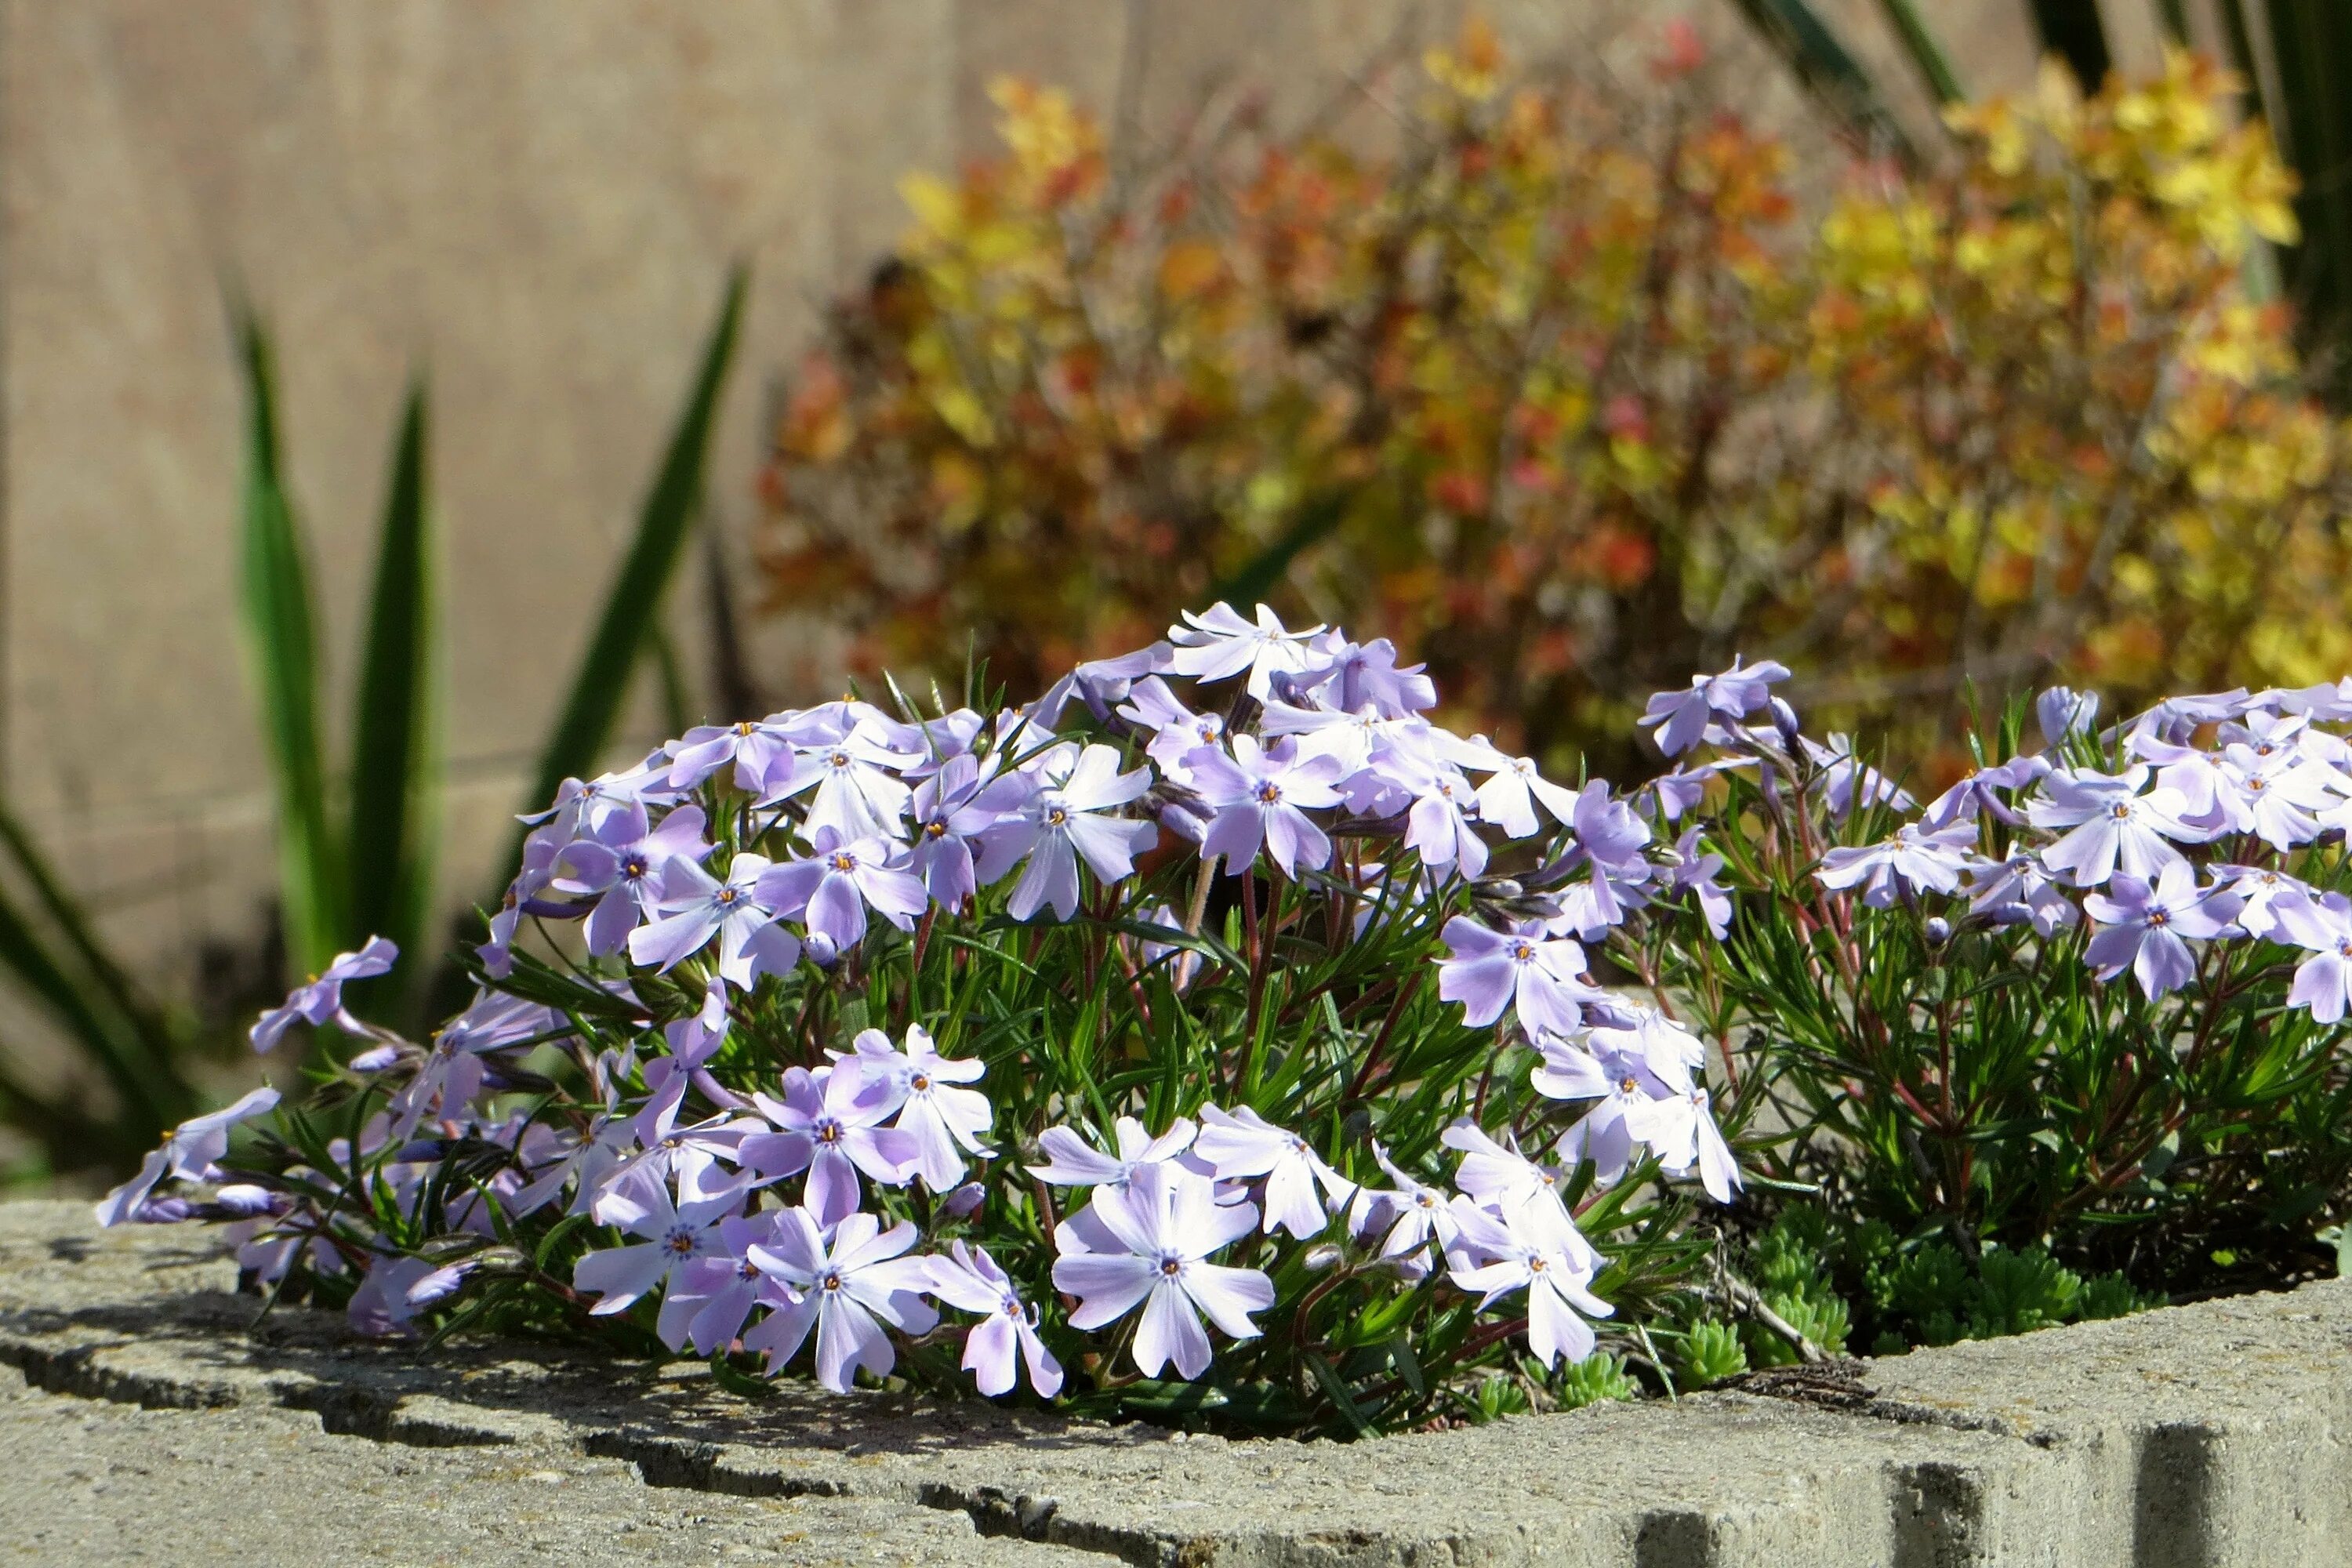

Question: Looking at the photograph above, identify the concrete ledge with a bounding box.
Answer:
[3,1201,2348,1566]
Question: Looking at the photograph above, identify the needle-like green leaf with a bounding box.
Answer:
[234,310,345,978]
[521,267,747,825]
[347,380,439,982]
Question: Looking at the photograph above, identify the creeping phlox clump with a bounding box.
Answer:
[98,604,1749,1431]
[1627,671,2352,1304]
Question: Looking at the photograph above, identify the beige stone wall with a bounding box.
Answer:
[0,0,2042,1046]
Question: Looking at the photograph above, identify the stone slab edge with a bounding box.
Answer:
[5,1200,2351,1566]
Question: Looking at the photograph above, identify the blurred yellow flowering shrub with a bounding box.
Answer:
[759,24,2349,779]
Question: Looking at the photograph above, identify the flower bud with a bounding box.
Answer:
[1301,1243,1345,1274]
[211,1184,284,1218]
[941,1182,986,1218]
[1923,916,1952,946]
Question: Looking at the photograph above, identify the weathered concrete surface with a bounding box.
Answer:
[0,1364,1097,1566]
[11,1200,2345,1566]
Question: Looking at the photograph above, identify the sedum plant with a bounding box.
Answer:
[96,603,1751,1436]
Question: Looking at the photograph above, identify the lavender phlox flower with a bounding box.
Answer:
[1285,633,1437,716]
[1192,1105,1357,1239]
[1588,1009,1707,1088]
[1028,643,1174,728]
[757,827,927,952]
[1050,1160,1272,1380]
[2036,687,2102,746]
[632,988,744,1146]
[1663,828,1735,938]
[1027,1116,1200,1190]
[927,1240,1065,1398]
[663,1210,785,1354]
[764,722,922,842]
[2219,706,2310,760]
[742,1207,939,1392]
[1345,1144,1463,1278]
[2126,691,2249,752]
[1920,754,2050,830]
[442,1116,573,1232]
[1547,781,1656,937]
[1965,846,2080,935]
[629,853,800,988]
[908,753,1028,911]
[1385,750,1490,880]
[666,717,795,793]
[1609,1067,1740,1203]
[1815,820,1977,909]
[742,1065,918,1225]
[1167,601,1326,699]
[1657,1083,1742,1203]
[1644,764,1717,824]
[2027,765,2190,887]
[2218,742,2336,851]
[1640,657,1791,757]
[884,708,987,781]
[1445,1196,1613,1368]
[2083,863,2240,999]
[249,936,397,1052]
[481,821,569,978]
[1473,753,1582,839]
[844,1025,993,1190]
[512,1091,637,1220]
[1440,1120,1588,1251]
[1803,732,1915,818]
[1260,698,1411,776]
[975,742,1156,921]
[520,761,671,840]
[2215,862,2320,941]
[1552,1051,1685,1185]
[553,802,711,956]
[347,1255,449,1338]
[1187,734,1345,877]
[1436,916,1597,1035]
[770,698,923,752]
[2266,679,2352,724]
[572,1174,747,1317]
[1117,677,1229,775]
[390,988,563,1140]
[1426,727,1512,779]
[2281,892,2352,1024]
[230,1206,343,1286]
[95,1085,282,1228]
[603,1109,760,1209]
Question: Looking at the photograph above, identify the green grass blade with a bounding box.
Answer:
[234,311,345,977]
[0,799,174,1045]
[1209,488,1349,611]
[347,379,439,979]
[1730,0,1918,162]
[521,266,746,820]
[1876,0,1966,105]
[0,876,187,1145]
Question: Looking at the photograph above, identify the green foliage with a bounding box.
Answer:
[524,267,746,817]
[234,312,344,978]
[0,801,198,1175]
[346,383,439,980]
[0,276,750,1181]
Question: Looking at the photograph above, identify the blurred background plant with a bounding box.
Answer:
[0,270,746,1186]
[757,16,2346,786]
